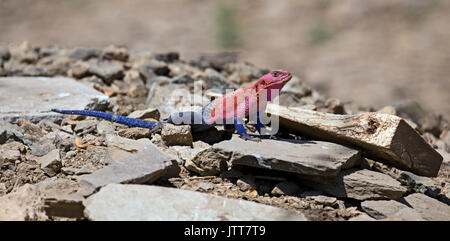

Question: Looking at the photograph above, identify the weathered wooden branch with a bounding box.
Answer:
[266,104,443,177]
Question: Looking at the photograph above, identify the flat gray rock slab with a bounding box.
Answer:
[84,184,307,221]
[402,193,450,221]
[383,207,425,221]
[0,77,109,123]
[189,135,361,176]
[361,200,411,219]
[299,169,407,200]
[266,104,443,177]
[78,144,176,196]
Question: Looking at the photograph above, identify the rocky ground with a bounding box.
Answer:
[0,42,449,221]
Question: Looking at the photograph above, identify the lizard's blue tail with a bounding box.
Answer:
[51,109,164,130]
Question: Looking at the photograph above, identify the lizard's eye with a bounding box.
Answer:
[261,80,266,86]
[272,72,279,77]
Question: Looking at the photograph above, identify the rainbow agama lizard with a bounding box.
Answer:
[52,70,292,140]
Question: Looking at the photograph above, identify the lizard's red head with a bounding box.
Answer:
[253,70,292,101]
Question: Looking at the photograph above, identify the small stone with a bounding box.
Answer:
[37,149,62,177]
[101,45,129,62]
[69,47,100,60]
[61,163,96,176]
[38,45,59,57]
[96,120,115,135]
[17,123,41,143]
[437,149,450,164]
[68,65,89,79]
[74,120,96,133]
[138,58,170,77]
[154,52,179,63]
[127,108,160,121]
[127,84,148,98]
[61,167,76,175]
[1,140,25,154]
[201,68,239,91]
[79,75,103,86]
[105,134,153,163]
[0,121,32,145]
[271,181,301,196]
[422,132,437,147]
[440,130,450,152]
[9,41,39,64]
[88,59,124,84]
[196,182,214,191]
[236,178,255,192]
[224,61,265,84]
[323,98,344,114]
[0,46,10,61]
[170,141,210,166]
[171,74,194,84]
[118,128,152,139]
[419,112,442,137]
[0,149,21,163]
[53,131,73,152]
[83,184,307,221]
[161,124,193,146]
[35,55,72,76]
[186,147,230,176]
[196,52,238,71]
[377,106,397,115]
[123,69,144,84]
[311,195,337,206]
[30,138,57,157]
[394,100,426,124]
[399,171,440,196]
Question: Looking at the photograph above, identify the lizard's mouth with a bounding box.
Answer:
[281,73,292,82]
[267,73,292,88]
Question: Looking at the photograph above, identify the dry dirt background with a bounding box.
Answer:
[1,0,449,118]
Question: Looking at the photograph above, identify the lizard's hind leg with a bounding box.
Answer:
[233,116,251,140]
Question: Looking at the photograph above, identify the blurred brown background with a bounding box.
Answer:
[1,0,449,118]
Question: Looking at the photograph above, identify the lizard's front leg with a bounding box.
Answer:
[255,111,265,134]
[255,112,277,140]
[233,116,261,142]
